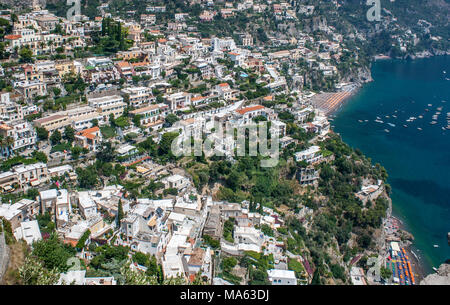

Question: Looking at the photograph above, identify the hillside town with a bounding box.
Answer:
[0,1,423,286]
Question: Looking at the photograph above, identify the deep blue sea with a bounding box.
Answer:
[333,56,450,274]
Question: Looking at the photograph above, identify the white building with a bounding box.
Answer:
[77,191,98,219]
[294,146,322,164]
[88,95,126,120]
[267,269,297,285]
[13,220,42,245]
[121,86,155,108]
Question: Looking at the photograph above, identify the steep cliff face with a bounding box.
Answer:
[0,0,46,9]
[420,263,450,285]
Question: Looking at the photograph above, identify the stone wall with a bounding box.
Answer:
[0,233,11,283]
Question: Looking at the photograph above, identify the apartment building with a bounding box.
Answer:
[0,121,37,157]
[130,104,164,130]
[75,126,103,152]
[33,114,70,133]
[121,86,154,108]
[15,80,47,100]
[88,95,126,120]
[165,92,191,111]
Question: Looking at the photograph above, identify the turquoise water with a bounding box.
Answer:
[333,56,450,274]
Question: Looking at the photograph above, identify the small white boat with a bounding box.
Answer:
[384,129,390,133]
[418,127,423,131]
[433,244,439,248]
[388,123,396,127]
[433,267,439,272]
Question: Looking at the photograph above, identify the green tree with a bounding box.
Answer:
[63,126,75,143]
[32,151,47,163]
[19,46,33,63]
[36,127,49,141]
[50,130,62,145]
[117,199,124,226]
[380,266,392,280]
[19,256,60,285]
[31,233,76,272]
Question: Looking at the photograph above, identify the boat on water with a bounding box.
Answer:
[375,119,384,123]
[417,127,423,131]
[433,245,439,248]
[384,129,390,133]
[430,121,437,125]
[388,123,396,127]
[386,115,390,118]
[433,267,439,272]
[418,115,423,119]
[428,104,433,107]
[403,125,408,128]
[358,120,363,123]
[437,107,443,111]
[425,109,429,112]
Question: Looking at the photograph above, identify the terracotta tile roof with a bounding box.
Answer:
[76,126,100,135]
[84,133,95,140]
[35,114,67,124]
[130,104,159,114]
[236,105,265,115]
[117,61,131,68]
[188,248,205,266]
[5,34,21,40]
[131,62,148,67]
[191,96,205,102]
[77,126,100,140]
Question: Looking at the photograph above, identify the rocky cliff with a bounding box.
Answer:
[420,263,450,285]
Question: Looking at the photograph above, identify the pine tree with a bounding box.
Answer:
[101,18,106,36]
[117,199,124,226]
[311,269,322,285]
